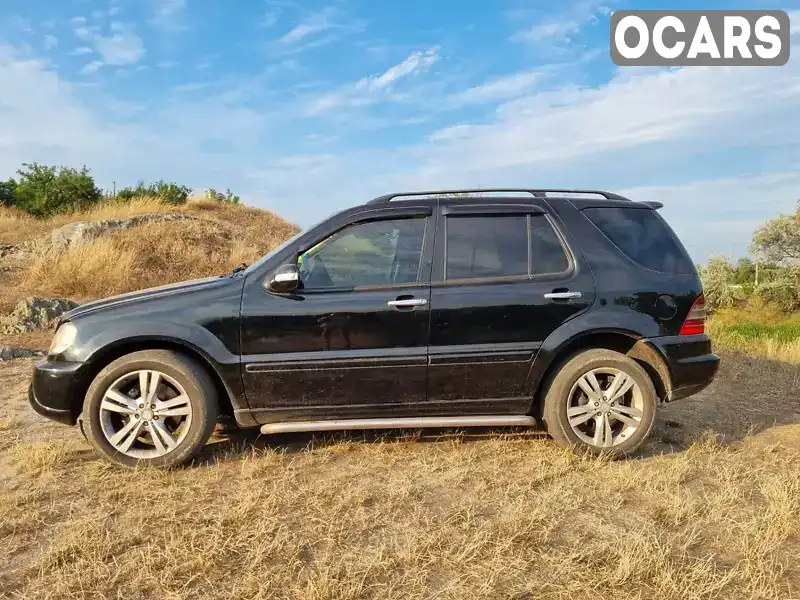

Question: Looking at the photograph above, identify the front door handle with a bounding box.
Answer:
[388,298,428,308]
[544,291,582,300]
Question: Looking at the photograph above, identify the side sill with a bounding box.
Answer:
[259,415,536,435]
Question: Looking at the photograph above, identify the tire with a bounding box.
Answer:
[83,350,219,468]
[541,348,656,457]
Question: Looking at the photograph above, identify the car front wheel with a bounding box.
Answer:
[83,350,219,468]
[542,348,657,457]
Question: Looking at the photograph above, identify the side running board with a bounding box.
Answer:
[259,415,536,435]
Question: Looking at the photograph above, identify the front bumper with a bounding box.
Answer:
[28,359,84,425]
[645,334,720,401]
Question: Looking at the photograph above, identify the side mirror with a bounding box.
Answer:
[266,264,300,294]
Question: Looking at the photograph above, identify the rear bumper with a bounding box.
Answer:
[645,334,720,401]
[28,359,84,426]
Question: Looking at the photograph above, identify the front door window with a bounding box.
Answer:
[298,217,426,289]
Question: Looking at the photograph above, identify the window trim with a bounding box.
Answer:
[438,211,574,285]
[296,215,430,293]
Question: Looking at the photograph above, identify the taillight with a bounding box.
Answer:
[679,294,706,336]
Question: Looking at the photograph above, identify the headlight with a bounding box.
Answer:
[49,322,77,356]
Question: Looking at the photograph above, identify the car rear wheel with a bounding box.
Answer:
[83,350,218,468]
[542,348,656,457]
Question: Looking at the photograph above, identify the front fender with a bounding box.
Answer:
[67,320,236,365]
[58,319,245,411]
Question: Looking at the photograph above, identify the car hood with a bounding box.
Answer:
[64,275,239,321]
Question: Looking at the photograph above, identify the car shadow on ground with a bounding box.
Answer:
[194,351,800,466]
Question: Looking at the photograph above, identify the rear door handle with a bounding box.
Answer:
[544,291,582,300]
[388,298,428,308]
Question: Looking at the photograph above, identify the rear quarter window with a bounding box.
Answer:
[582,207,694,274]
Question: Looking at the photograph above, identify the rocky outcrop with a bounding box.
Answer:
[45,213,198,253]
[2,213,201,259]
[0,347,46,361]
[0,297,80,334]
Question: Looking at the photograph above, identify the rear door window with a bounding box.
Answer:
[582,207,694,273]
[446,215,528,279]
[444,213,571,280]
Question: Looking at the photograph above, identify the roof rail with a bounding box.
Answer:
[367,188,633,204]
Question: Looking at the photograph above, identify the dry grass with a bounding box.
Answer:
[1,428,799,599]
[4,197,299,302]
[0,418,21,431]
[5,440,77,475]
[1,354,799,599]
[709,300,800,364]
[0,205,43,245]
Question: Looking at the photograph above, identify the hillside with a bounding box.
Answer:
[0,197,299,350]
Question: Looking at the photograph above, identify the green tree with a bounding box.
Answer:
[732,257,756,286]
[117,180,192,205]
[12,163,102,217]
[0,178,16,207]
[750,199,800,263]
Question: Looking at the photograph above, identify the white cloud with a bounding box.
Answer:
[80,60,105,75]
[279,7,337,44]
[74,26,93,40]
[514,19,580,43]
[0,45,117,163]
[306,48,439,114]
[70,46,94,56]
[619,173,800,262]
[359,48,438,91]
[448,71,542,106]
[94,23,145,65]
[511,1,609,51]
[150,0,187,29]
[272,6,364,53]
[260,10,280,28]
[417,63,800,175]
[42,35,59,51]
[71,16,87,25]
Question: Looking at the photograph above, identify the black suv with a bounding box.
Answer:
[29,189,719,467]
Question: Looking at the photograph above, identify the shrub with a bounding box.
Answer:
[753,267,800,312]
[699,256,738,311]
[116,180,192,205]
[204,188,241,205]
[0,178,16,207]
[10,163,102,217]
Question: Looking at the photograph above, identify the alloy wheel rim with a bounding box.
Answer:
[566,367,644,448]
[99,370,192,459]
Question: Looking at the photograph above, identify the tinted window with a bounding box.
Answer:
[446,216,528,279]
[530,215,569,274]
[582,207,694,273]
[298,218,425,288]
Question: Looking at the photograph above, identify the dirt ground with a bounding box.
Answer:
[1,352,799,599]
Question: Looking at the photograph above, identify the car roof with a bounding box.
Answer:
[360,189,662,210]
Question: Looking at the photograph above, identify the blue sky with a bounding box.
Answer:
[1,0,798,262]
